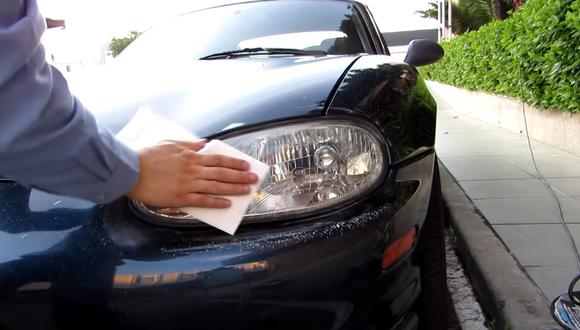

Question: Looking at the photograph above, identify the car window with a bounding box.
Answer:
[119,0,373,63]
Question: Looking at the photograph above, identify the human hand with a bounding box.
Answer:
[127,140,258,208]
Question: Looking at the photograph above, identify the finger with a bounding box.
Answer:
[198,167,258,184]
[191,180,251,195]
[182,194,231,208]
[196,154,250,170]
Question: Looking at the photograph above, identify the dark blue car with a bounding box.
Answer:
[0,1,445,329]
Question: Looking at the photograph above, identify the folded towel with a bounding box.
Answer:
[117,107,270,235]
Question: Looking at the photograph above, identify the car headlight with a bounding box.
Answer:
[133,120,387,223]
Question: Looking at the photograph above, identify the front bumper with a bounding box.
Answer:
[0,195,421,330]
[1,151,436,329]
[105,194,421,330]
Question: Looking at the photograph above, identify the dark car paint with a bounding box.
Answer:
[0,152,434,330]
[0,1,439,329]
[77,56,360,137]
[354,2,390,55]
[328,55,436,162]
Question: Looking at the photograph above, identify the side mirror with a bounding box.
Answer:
[403,39,444,67]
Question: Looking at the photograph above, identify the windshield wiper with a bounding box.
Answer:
[199,47,327,60]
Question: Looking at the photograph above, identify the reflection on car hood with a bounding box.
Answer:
[72,55,359,137]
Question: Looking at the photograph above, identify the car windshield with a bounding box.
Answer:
[119,0,372,63]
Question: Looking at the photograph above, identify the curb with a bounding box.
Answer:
[439,163,559,330]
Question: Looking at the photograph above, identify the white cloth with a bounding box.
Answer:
[117,108,270,235]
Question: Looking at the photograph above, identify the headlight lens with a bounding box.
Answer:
[134,120,386,222]
[229,120,385,217]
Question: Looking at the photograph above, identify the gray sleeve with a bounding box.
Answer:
[0,0,140,203]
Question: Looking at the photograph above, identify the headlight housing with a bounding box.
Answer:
[133,119,387,224]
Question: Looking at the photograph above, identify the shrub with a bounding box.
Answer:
[454,0,493,33]
[416,0,493,34]
[108,31,142,57]
[422,0,579,113]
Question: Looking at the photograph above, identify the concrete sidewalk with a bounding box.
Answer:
[430,86,580,303]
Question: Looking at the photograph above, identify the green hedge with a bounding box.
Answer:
[422,0,579,113]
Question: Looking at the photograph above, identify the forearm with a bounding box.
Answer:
[0,0,139,203]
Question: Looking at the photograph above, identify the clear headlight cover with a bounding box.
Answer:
[229,121,385,217]
[135,120,385,222]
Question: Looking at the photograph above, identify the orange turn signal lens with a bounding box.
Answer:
[381,228,417,270]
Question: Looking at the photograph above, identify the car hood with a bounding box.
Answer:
[72,55,359,138]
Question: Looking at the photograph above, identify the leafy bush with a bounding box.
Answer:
[108,31,142,57]
[417,0,493,34]
[422,0,579,113]
[454,0,493,33]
